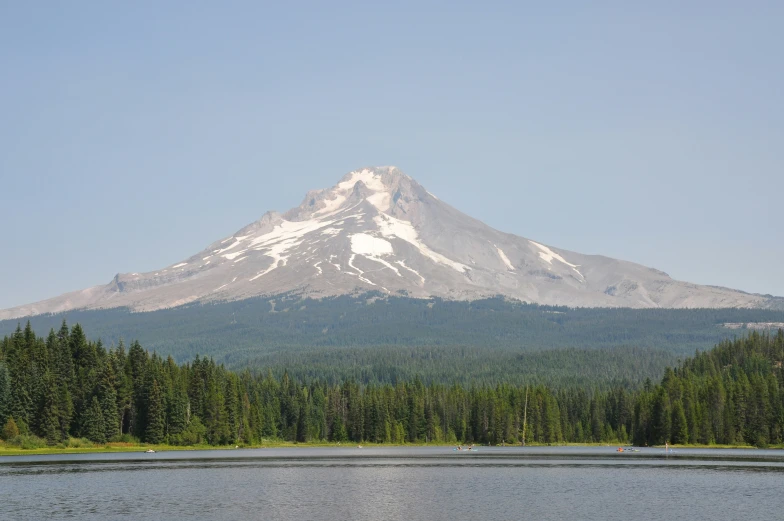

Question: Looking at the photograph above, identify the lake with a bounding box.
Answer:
[1,446,783,520]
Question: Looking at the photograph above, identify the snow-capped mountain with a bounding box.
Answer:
[2,166,781,319]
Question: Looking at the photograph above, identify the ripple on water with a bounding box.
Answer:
[1,447,783,521]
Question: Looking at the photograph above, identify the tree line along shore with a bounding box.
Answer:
[1,322,783,451]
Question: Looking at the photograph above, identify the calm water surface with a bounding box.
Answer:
[1,446,783,520]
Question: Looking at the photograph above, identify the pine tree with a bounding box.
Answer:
[205,374,229,444]
[543,394,562,443]
[0,362,10,428]
[224,376,239,443]
[651,388,671,445]
[632,391,652,446]
[747,375,770,447]
[145,380,166,444]
[37,371,61,445]
[670,399,689,445]
[56,384,74,440]
[69,324,92,369]
[54,321,75,435]
[113,343,133,438]
[9,375,33,434]
[296,388,309,443]
[331,414,348,442]
[589,398,603,442]
[128,340,148,437]
[167,386,189,439]
[98,362,119,441]
[55,320,74,386]
[187,356,206,419]
[84,396,106,443]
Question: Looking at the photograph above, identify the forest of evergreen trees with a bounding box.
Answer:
[3,295,781,375]
[1,322,783,448]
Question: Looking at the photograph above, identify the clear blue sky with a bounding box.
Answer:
[1,1,782,309]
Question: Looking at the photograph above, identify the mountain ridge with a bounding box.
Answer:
[2,166,782,319]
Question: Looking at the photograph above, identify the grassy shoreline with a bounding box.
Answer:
[2,440,781,457]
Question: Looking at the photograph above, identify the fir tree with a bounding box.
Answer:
[0,362,10,428]
[296,388,309,443]
[55,321,73,381]
[145,380,165,444]
[650,388,671,445]
[204,373,229,445]
[84,396,106,443]
[36,371,61,445]
[670,399,689,445]
[9,375,33,434]
[98,361,119,441]
[167,386,189,439]
[56,384,73,441]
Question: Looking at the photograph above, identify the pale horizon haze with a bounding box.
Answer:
[1,1,782,310]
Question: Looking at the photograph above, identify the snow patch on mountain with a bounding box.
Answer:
[373,214,468,273]
[349,234,400,278]
[365,256,402,277]
[246,212,354,280]
[397,260,425,284]
[350,234,393,256]
[495,245,514,271]
[348,254,376,286]
[529,240,584,279]
[313,168,390,217]
[223,250,247,260]
[339,168,386,193]
[366,191,391,212]
[313,193,346,217]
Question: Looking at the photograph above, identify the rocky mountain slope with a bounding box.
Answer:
[2,166,781,319]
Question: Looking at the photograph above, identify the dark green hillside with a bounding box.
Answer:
[243,345,677,387]
[1,294,781,385]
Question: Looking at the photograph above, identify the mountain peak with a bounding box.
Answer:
[1,166,781,320]
[338,165,404,181]
[284,166,430,221]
